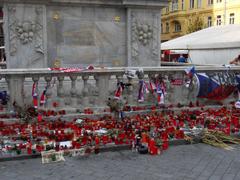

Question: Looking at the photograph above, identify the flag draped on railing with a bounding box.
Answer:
[235,75,240,108]
[40,88,47,106]
[114,82,124,100]
[138,80,149,102]
[32,82,38,109]
[156,80,166,105]
[196,73,236,101]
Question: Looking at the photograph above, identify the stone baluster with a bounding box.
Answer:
[32,76,40,107]
[82,75,89,107]
[127,75,134,105]
[57,76,65,106]
[94,74,110,106]
[94,75,100,106]
[116,74,123,83]
[137,70,145,104]
[44,76,53,108]
[164,73,171,104]
[70,75,78,107]
[7,75,25,108]
[167,72,175,104]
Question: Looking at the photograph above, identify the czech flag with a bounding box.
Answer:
[195,73,236,101]
[184,66,195,77]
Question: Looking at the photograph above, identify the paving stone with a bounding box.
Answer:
[1,144,240,180]
[208,175,223,180]
[222,173,235,180]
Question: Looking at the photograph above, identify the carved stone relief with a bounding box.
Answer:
[34,7,44,54]
[8,6,18,56]
[130,10,160,66]
[15,21,35,44]
[151,13,159,60]
[7,5,44,56]
[134,23,153,46]
[130,13,139,64]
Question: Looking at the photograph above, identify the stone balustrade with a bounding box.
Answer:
[0,65,239,113]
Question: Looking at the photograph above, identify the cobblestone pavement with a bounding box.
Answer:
[1,144,240,180]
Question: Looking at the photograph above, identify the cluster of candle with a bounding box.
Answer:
[0,106,240,157]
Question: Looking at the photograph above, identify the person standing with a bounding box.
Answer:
[229,55,240,65]
[177,54,187,63]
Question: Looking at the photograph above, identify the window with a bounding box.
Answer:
[207,16,212,27]
[166,7,169,13]
[208,0,213,5]
[217,0,222,3]
[161,23,163,33]
[197,0,202,8]
[181,0,184,10]
[229,13,235,24]
[174,22,181,32]
[217,15,222,26]
[190,0,194,9]
[172,0,178,11]
[166,22,169,33]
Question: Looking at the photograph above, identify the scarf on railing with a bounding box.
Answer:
[235,74,240,108]
[149,79,157,93]
[40,77,56,106]
[32,82,38,109]
[156,80,166,105]
[114,82,124,99]
[138,80,149,102]
[40,87,47,106]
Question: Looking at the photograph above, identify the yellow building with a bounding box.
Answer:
[161,0,240,42]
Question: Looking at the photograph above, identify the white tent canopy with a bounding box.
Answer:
[161,25,240,65]
[161,25,240,50]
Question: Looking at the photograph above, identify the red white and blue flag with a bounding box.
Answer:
[235,74,240,108]
[138,80,149,102]
[195,72,237,101]
[114,82,124,99]
[156,81,166,105]
[185,66,195,77]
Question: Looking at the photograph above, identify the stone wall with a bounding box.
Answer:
[1,0,168,68]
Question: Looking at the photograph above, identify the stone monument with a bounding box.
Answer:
[1,0,168,68]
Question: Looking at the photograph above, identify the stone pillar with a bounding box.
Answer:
[44,76,52,108]
[82,75,89,107]
[94,75,110,106]
[137,70,145,103]
[70,75,78,107]
[127,76,134,105]
[3,4,47,68]
[7,75,25,107]
[57,76,65,106]
[127,8,161,67]
[164,73,171,104]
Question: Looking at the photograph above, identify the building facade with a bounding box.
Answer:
[161,0,240,42]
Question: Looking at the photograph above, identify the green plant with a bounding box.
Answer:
[187,16,205,34]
